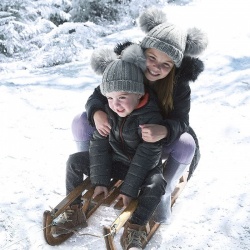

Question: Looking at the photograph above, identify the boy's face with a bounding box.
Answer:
[106,91,142,117]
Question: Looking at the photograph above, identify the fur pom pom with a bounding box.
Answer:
[177,57,204,82]
[90,48,117,75]
[121,44,146,72]
[139,8,167,33]
[114,41,133,55]
[185,28,208,57]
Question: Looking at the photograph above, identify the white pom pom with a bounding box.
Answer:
[121,44,146,72]
[90,48,117,75]
[139,8,167,33]
[185,28,208,56]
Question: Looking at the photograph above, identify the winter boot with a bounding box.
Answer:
[121,221,150,250]
[51,204,87,235]
[153,156,188,224]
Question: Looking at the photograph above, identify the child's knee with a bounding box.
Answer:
[71,112,94,141]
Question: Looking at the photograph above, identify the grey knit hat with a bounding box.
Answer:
[91,45,146,96]
[139,8,208,67]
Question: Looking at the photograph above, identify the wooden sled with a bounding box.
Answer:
[43,172,188,248]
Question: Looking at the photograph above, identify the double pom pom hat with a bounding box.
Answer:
[139,8,208,67]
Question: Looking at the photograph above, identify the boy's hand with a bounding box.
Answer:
[92,186,108,199]
[139,124,168,142]
[117,194,132,207]
[93,110,111,136]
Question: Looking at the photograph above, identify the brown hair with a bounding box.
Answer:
[145,67,176,118]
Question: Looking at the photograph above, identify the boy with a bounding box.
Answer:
[52,50,166,250]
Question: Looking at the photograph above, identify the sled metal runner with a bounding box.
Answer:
[43,172,188,248]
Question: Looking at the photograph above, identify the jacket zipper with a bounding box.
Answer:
[119,117,132,161]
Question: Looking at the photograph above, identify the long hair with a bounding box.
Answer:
[145,66,176,118]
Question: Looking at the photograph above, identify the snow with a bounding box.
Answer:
[1,0,250,249]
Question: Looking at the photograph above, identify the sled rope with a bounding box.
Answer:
[53,215,120,238]
[71,227,116,238]
[2,219,117,250]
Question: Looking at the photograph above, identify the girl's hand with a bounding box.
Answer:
[139,124,168,142]
[92,186,108,199]
[93,110,111,136]
[117,194,132,208]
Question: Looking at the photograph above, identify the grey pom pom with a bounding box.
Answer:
[90,48,117,75]
[185,28,208,57]
[121,44,146,72]
[139,8,167,33]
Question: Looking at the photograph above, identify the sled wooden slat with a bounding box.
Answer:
[52,177,91,218]
[103,226,117,250]
[84,180,124,218]
[113,199,124,210]
[171,171,188,206]
[102,180,123,207]
[142,221,161,249]
[102,186,120,206]
[81,179,123,208]
[81,187,95,201]
[104,199,138,250]
[112,199,138,233]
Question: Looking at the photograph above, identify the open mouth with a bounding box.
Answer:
[117,109,125,113]
[148,68,160,77]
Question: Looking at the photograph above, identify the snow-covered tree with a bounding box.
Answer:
[70,0,130,23]
[0,0,166,68]
[0,0,71,56]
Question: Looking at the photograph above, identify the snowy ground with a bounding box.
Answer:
[1,0,250,249]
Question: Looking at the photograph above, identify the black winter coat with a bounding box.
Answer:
[86,57,204,180]
[89,89,163,198]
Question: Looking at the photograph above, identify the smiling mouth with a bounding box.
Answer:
[148,68,159,76]
[117,109,125,113]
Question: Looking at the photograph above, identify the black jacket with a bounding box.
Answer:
[86,56,204,180]
[89,88,163,198]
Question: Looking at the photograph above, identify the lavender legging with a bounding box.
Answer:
[72,112,195,165]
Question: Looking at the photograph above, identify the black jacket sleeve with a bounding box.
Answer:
[85,85,108,126]
[89,130,112,187]
[120,112,163,198]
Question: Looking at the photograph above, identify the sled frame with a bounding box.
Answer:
[43,171,188,248]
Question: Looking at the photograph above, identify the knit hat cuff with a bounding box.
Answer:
[141,36,183,67]
[101,80,145,96]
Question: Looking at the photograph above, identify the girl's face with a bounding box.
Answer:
[106,91,142,117]
[144,48,174,82]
